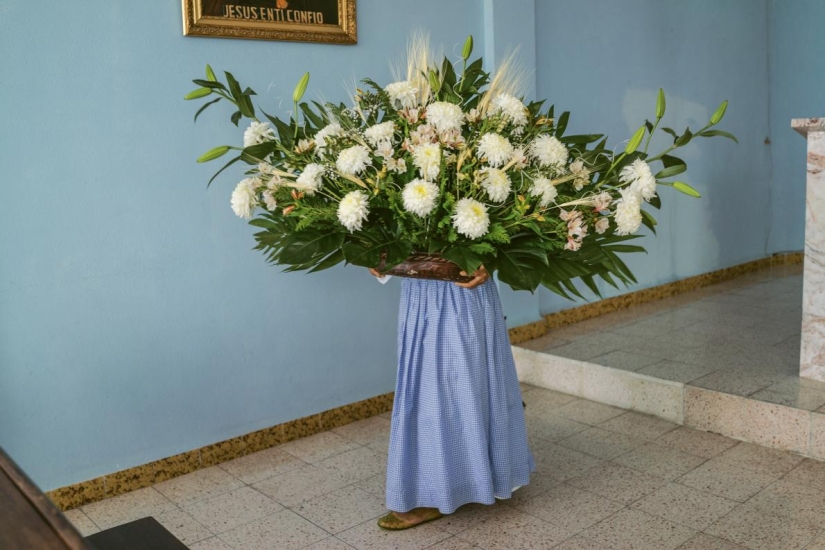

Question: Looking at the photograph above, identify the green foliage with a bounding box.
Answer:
[187,40,736,296]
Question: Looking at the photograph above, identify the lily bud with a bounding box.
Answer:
[710,100,728,125]
[625,124,646,154]
[196,145,230,163]
[293,72,310,103]
[205,64,217,82]
[283,205,295,215]
[656,88,666,119]
[184,87,212,100]
[462,35,474,60]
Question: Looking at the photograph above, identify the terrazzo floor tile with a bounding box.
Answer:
[332,417,392,448]
[806,532,825,550]
[782,458,825,493]
[750,383,825,411]
[556,427,647,460]
[676,459,777,502]
[453,506,572,549]
[516,333,571,352]
[553,400,625,425]
[252,463,351,508]
[153,507,214,546]
[598,411,679,440]
[279,431,362,464]
[336,514,452,550]
[189,537,234,550]
[293,485,387,534]
[426,537,479,550]
[514,483,625,535]
[744,478,825,526]
[674,533,748,550]
[182,486,283,534]
[611,442,707,481]
[81,486,177,530]
[704,503,821,550]
[63,508,99,536]
[353,472,386,501]
[655,427,738,459]
[495,472,559,506]
[635,360,719,384]
[566,462,667,505]
[314,446,387,484]
[521,388,581,413]
[714,441,804,477]
[437,502,503,535]
[529,439,604,482]
[549,333,645,362]
[154,466,245,507]
[552,536,614,550]
[217,509,330,550]
[579,508,696,550]
[525,412,591,442]
[629,482,739,531]
[304,537,358,549]
[687,370,778,397]
[218,446,305,485]
[589,350,661,371]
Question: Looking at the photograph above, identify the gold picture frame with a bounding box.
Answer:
[182,0,357,44]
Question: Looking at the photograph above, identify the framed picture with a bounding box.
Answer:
[182,0,357,44]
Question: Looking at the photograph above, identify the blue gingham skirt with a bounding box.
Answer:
[385,278,535,514]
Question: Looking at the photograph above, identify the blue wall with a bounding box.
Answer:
[0,0,483,490]
[767,0,825,254]
[0,0,816,491]
[535,0,773,313]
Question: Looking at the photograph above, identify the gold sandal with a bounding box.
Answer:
[377,509,444,530]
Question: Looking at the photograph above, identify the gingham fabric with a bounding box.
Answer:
[385,278,535,514]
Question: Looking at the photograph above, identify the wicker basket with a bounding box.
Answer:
[378,252,473,283]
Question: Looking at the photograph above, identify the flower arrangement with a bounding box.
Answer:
[186,34,735,296]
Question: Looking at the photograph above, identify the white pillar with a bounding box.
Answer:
[793,118,825,381]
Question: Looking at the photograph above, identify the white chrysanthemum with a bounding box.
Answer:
[336,145,371,175]
[480,168,511,203]
[529,176,558,207]
[530,135,568,168]
[262,190,278,211]
[337,190,370,232]
[402,179,439,217]
[614,188,643,235]
[452,198,490,239]
[595,217,610,234]
[243,121,275,147]
[364,121,396,147]
[314,123,343,151]
[477,133,514,167]
[490,93,528,128]
[384,80,418,109]
[425,101,464,133]
[295,163,325,194]
[412,142,441,181]
[230,178,259,219]
[620,159,657,201]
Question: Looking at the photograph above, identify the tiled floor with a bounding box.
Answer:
[519,264,825,413]
[66,386,825,549]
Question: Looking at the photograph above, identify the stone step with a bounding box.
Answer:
[514,346,825,461]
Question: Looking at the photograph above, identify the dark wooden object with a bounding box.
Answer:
[379,252,474,283]
[86,517,188,550]
[0,446,92,550]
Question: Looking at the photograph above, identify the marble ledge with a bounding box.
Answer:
[792,117,825,137]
